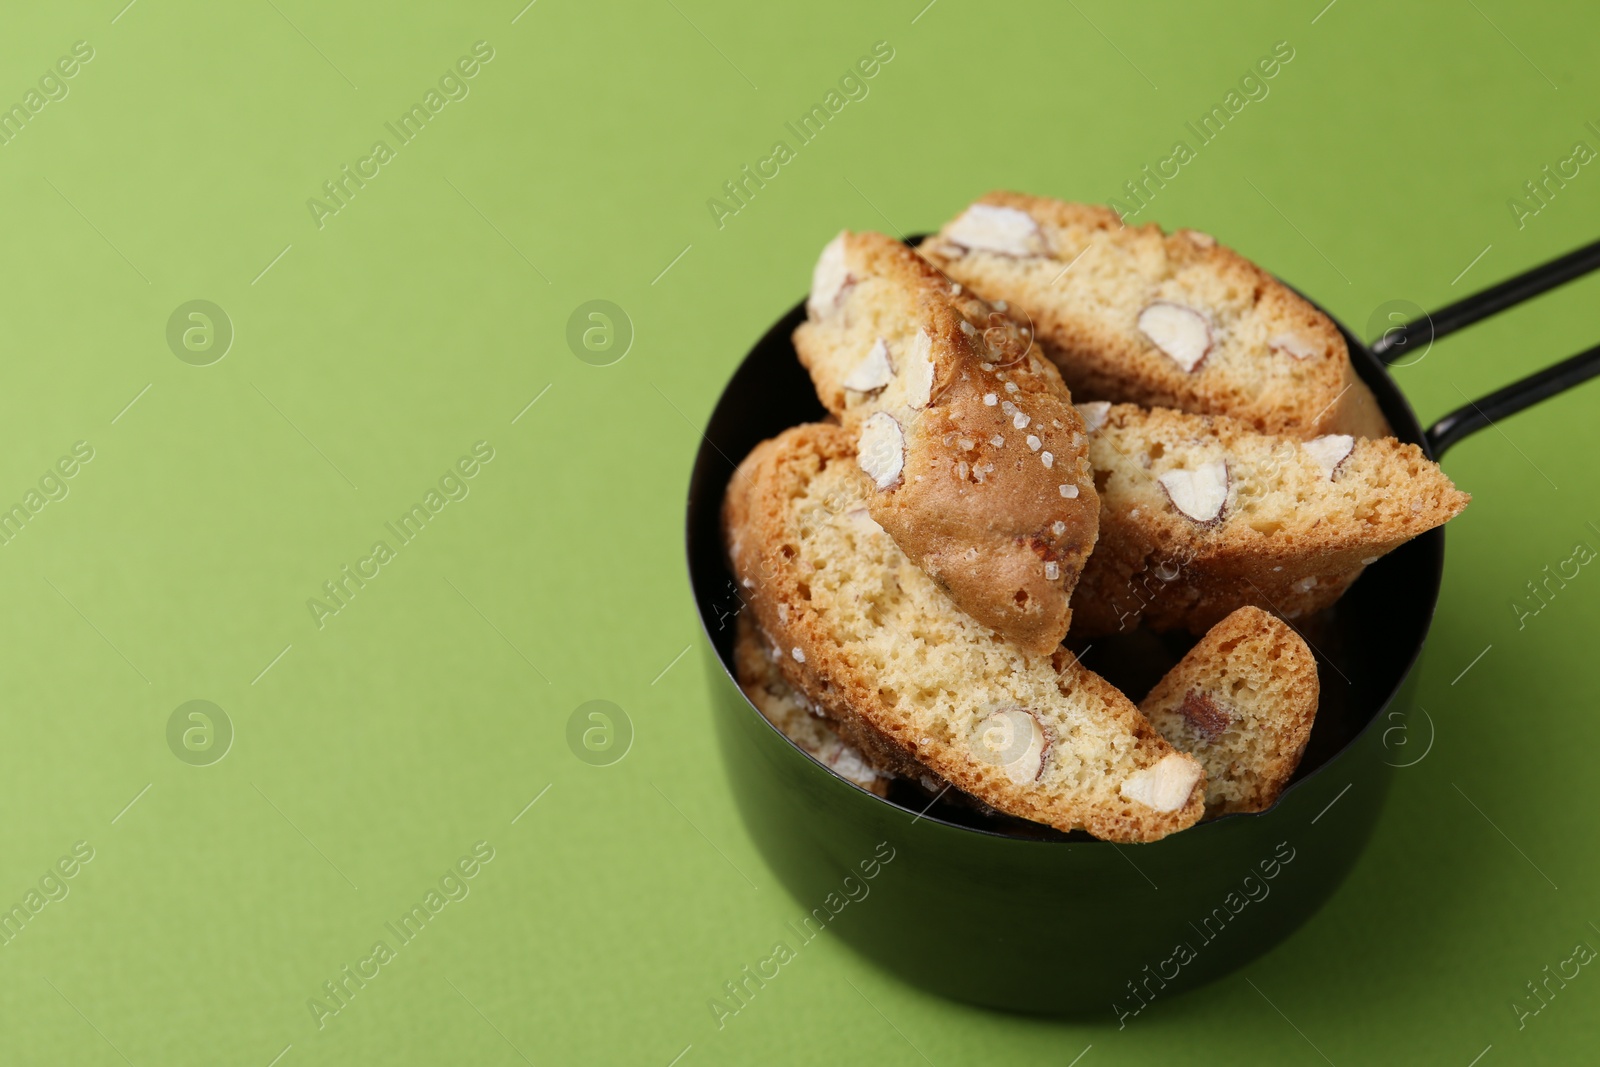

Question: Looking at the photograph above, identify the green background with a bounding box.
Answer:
[1,0,1597,1063]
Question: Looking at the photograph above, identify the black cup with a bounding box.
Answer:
[683,293,1453,1017]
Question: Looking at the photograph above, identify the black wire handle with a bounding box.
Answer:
[1427,342,1600,456]
[1367,236,1600,457]
[1372,237,1600,362]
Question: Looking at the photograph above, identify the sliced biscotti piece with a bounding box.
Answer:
[1141,607,1319,815]
[793,230,1099,655]
[921,192,1390,440]
[1070,403,1469,636]
[733,613,891,795]
[722,422,1205,842]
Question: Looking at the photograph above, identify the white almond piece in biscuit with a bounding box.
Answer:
[944,204,1047,257]
[828,746,879,785]
[1071,404,1472,637]
[1158,461,1229,524]
[791,231,1101,656]
[807,234,852,318]
[725,424,1202,840]
[857,412,905,489]
[843,506,883,534]
[1138,301,1213,372]
[926,194,1393,439]
[970,707,1047,785]
[1119,752,1203,812]
[842,338,893,392]
[1269,331,1320,360]
[1302,434,1354,480]
[1076,400,1112,433]
[903,329,935,409]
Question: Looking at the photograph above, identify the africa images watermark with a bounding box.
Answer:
[1507,121,1600,230]
[0,40,96,148]
[1113,839,1297,1028]
[706,840,897,1029]
[306,41,497,230]
[307,840,496,1029]
[306,441,496,629]
[0,841,95,950]
[706,40,896,231]
[1511,931,1597,1030]
[0,441,96,549]
[1510,521,1599,630]
[1109,40,1296,221]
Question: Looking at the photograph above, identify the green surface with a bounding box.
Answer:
[1,0,1597,1063]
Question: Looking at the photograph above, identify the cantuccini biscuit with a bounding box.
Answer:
[1141,607,1320,815]
[722,422,1205,842]
[1070,402,1469,636]
[922,192,1390,440]
[793,230,1099,654]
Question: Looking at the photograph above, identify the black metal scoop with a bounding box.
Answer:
[683,234,1600,1014]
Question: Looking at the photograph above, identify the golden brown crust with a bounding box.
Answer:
[1070,404,1469,636]
[1141,607,1320,814]
[923,192,1392,440]
[721,422,1205,842]
[793,231,1099,655]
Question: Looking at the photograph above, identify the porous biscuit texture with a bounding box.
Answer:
[922,192,1391,440]
[733,613,890,795]
[1141,607,1320,815]
[1070,404,1469,635]
[793,230,1099,654]
[722,422,1205,842]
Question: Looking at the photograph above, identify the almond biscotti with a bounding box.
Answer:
[1141,607,1319,815]
[1071,403,1469,636]
[793,230,1099,655]
[921,192,1390,440]
[733,613,890,795]
[723,422,1205,842]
